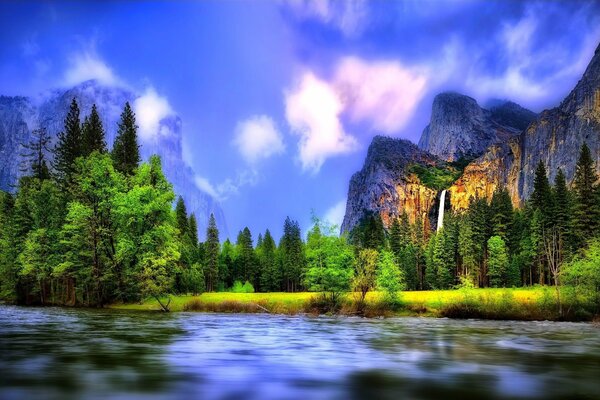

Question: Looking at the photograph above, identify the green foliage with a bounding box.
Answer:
[111,102,141,175]
[231,280,255,293]
[53,98,83,184]
[81,104,107,155]
[353,248,378,304]
[562,239,600,312]
[409,163,462,191]
[376,249,405,304]
[572,143,599,247]
[349,212,386,250]
[234,227,256,288]
[258,229,279,292]
[181,263,205,295]
[204,213,220,292]
[488,236,509,287]
[304,218,354,307]
[279,217,305,292]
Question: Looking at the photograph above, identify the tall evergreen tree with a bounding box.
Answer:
[54,98,83,184]
[204,213,220,292]
[81,104,107,155]
[175,196,189,237]
[572,143,599,246]
[21,128,52,181]
[490,187,513,241]
[112,102,141,175]
[259,229,279,292]
[279,217,305,292]
[188,213,199,246]
[219,239,235,289]
[531,161,553,226]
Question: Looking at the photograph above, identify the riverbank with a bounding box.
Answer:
[110,287,598,321]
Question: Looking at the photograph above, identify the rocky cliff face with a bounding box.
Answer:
[341,136,441,233]
[344,42,600,233]
[450,42,600,209]
[418,92,536,162]
[0,80,227,237]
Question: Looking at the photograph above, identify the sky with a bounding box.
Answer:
[1,0,600,241]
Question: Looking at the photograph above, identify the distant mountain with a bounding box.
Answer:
[343,42,600,234]
[418,92,536,162]
[0,80,227,238]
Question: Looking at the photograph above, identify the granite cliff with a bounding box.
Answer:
[342,42,600,233]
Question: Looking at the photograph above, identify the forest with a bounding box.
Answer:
[0,99,599,315]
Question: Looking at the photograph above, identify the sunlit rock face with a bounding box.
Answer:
[344,42,600,233]
[341,136,440,234]
[449,42,600,208]
[418,92,535,162]
[0,80,227,237]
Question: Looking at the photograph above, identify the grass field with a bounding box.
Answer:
[110,287,585,320]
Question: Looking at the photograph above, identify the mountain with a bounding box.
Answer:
[343,42,600,234]
[0,80,227,238]
[340,136,442,233]
[418,92,536,162]
[451,42,600,210]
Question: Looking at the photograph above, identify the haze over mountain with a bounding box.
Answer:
[0,80,227,237]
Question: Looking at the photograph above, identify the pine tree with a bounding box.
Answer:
[204,213,220,292]
[81,104,107,155]
[175,196,189,238]
[531,161,553,226]
[572,143,599,247]
[259,229,279,292]
[490,187,513,241]
[488,236,509,287]
[21,128,52,181]
[552,169,574,257]
[112,102,141,175]
[279,217,305,292]
[188,213,199,247]
[219,239,235,289]
[54,98,83,184]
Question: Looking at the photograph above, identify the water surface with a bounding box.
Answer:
[0,306,599,399]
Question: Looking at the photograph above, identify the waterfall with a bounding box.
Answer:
[437,190,447,232]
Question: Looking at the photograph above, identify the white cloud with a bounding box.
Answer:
[194,170,259,202]
[284,57,429,172]
[285,72,358,173]
[333,56,428,133]
[323,199,347,228]
[233,115,285,164]
[134,87,175,141]
[285,0,369,37]
[62,50,120,87]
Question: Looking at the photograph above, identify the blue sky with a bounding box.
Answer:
[1,0,600,241]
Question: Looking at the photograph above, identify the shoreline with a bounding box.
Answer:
[107,288,599,322]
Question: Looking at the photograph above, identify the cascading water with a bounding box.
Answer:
[437,189,446,232]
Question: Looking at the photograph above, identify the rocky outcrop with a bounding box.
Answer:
[344,41,600,233]
[341,136,440,233]
[449,42,600,208]
[418,92,535,162]
[0,80,227,237]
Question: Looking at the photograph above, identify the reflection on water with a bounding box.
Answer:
[0,306,599,399]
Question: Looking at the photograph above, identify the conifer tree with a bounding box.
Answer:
[175,196,189,238]
[81,104,107,155]
[259,229,279,292]
[490,188,513,241]
[219,239,235,288]
[204,213,220,292]
[572,143,599,246]
[21,128,52,181]
[54,98,83,183]
[188,213,199,247]
[531,161,553,226]
[279,217,305,292]
[112,102,141,175]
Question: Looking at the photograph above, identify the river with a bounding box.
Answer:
[0,305,598,399]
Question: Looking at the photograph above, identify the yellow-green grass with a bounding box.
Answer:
[110,287,556,319]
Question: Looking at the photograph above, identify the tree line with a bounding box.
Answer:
[0,99,598,311]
